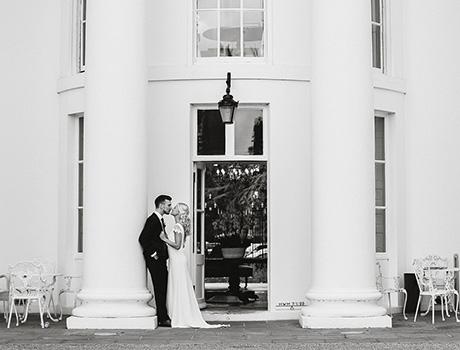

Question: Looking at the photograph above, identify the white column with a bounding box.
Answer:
[67,0,156,329]
[299,0,391,328]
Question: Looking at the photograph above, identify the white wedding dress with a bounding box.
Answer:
[166,223,227,328]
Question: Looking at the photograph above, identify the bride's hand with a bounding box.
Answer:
[159,231,167,241]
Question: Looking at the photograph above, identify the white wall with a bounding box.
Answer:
[0,1,60,275]
[402,0,460,270]
[145,0,312,311]
[18,0,460,316]
[147,0,310,69]
[147,79,311,311]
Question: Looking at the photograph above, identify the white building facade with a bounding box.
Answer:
[1,0,460,329]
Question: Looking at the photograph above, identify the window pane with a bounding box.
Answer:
[235,109,263,155]
[81,22,86,69]
[196,213,202,254]
[197,0,217,9]
[220,11,241,57]
[371,0,380,23]
[376,209,385,253]
[243,11,264,57]
[78,118,84,160]
[78,163,84,206]
[244,0,264,8]
[197,110,225,155]
[197,11,218,57]
[372,24,381,69]
[375,163,385,207]
[374,117,384,160]
[78,208,83,253]
[221,0,240,8]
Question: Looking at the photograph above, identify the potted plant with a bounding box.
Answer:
[218,231,251,259]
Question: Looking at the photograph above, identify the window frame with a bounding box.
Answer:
[77,0,87,73]
[77,115,84,253]
[193,0,267,63]
[371,0,385,72]
[374,114,386,253]
[192,104,268,162]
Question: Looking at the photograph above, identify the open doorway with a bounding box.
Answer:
[193,161,268,311]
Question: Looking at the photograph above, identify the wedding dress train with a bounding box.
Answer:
[166,223,228,328]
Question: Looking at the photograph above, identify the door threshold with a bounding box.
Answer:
[202,310,299,322]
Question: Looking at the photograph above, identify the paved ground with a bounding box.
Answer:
[1,314,460,349]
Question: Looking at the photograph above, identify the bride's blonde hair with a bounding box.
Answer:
[176,202,191,237]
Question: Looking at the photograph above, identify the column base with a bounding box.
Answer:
[67,316,157,329]
[299,314,391,329]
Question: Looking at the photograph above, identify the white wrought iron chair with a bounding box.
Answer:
[35,260,60,322]
[413,256,458,324]
[0,274,9,322]
[375,261,408,320]
[7,262,46,328]
[442,267,460,321]
[57,274,82,320]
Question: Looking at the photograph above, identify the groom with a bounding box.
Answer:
[139,194,172,327]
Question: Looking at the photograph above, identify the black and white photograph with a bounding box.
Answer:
[1,0,460,349]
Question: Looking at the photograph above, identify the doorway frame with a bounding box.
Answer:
[190,103,271,312]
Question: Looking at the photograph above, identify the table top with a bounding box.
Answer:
[206,257,267,263]
[423,267,460,272]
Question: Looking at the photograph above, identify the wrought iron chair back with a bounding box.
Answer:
[375,261,408,319]
[9,262,44,295]
[412,255,459,324]
[7,261,46,328]
[0,274,10,322]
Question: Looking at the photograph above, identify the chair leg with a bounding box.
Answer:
[432,297,435,324]
[414,295,422,322]
[441,295,445,321]
[7,300,14,328]
[58,292,64,321]
[454,292,459,322]
[444,296,451,317]
[51,295,58,318]
[401,289,408,320]
[37,298,44,329]
[13,303,19,326]
[22,300,31,323]
[5,300,9,322]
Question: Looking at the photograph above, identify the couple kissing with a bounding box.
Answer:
[138,195,228,328]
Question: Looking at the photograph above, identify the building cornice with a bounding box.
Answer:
[56,66,406,95]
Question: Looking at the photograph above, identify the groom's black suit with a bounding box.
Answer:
[139,212,169,323]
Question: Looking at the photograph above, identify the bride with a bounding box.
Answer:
[160,202,228,328]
